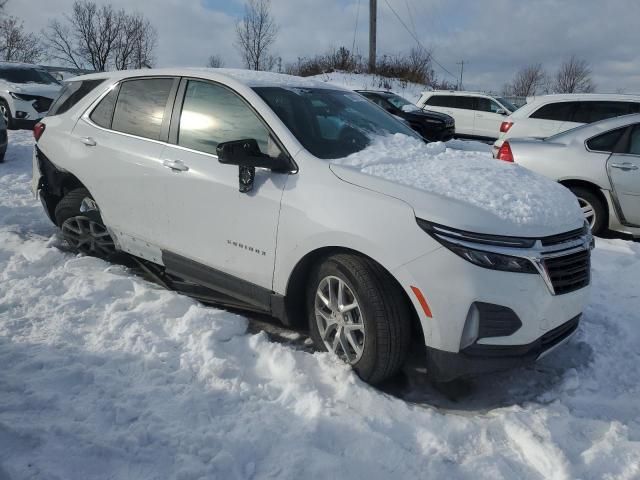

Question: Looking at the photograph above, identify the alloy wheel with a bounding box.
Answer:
[314,275,366,364]
[577,197,596,229]
[61,215,115,257]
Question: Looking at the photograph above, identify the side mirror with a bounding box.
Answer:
[217,138,292,193]
[496,108,508,115]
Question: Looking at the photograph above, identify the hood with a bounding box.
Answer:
[329,134,584,237]
[409,108,453,123]
[5,82,62,99]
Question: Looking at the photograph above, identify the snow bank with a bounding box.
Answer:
[1,131,639,479]
[334,133,583,228]
[309,71,427,104]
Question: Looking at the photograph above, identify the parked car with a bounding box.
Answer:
[355,90,455,141]
[32,69,592,384]
[496,114,640,237]
[494,94,640,156]
[0,115,7,162]
[0,62,62,129]
[416,90,517,141]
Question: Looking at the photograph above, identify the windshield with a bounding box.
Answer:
[497,97,518,112]
[254,87,421,159]
[386,93,412,109]
[0,67,60,85]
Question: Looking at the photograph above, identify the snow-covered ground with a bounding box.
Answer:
[309,71,427,103]
[1,129,639,479]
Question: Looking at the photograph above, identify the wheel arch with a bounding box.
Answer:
[280,246,426,350]
[558,179,609,213]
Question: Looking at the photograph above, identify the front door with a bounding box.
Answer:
[157,79,288,295]
[608,125,640,225]
[474,97,505,138]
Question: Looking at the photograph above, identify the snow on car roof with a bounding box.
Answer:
[70,67,340,90]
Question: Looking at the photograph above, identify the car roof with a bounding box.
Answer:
[422,90,497,98]
[70,68,343,91]
[0,61,48,70]
[512,93,640,118]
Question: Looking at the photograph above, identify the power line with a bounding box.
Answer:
[404,0,417,39]
[381,0,457,80]
[352,0,361,55]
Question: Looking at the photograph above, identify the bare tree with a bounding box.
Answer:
[44,1,156,71]
[207,54,225,68]
[235,0,278,71]
[0,16,42,63]
[503,63,546,97]
[114,12,156,69]
[552,55,595,93]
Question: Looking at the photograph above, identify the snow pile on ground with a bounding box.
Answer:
[309,71,427,104]
[334,133,584,228]
[1,130,639,479]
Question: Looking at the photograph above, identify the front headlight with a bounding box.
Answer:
[417,219,538,274]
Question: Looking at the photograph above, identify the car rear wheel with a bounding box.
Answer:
[569,186,606,235]
[55,188,116,258]
[307,254,411,384]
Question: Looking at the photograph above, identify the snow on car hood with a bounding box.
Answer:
[330,134,584,237]
[5,82,62,98]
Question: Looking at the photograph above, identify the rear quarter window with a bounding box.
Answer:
[48,79,105,116]
[425,95,453,107]
[529,102,577,122]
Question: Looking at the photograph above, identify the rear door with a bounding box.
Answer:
[607,124,640,225]
[156,78,289,294]
[69,76,179,243]
[424,95,474,135]
[474,97,506,138]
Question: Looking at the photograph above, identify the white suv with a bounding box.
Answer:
[494,94,640,155]
[0,62,62,129]
[417,90,517,140]
[32,69,592,384]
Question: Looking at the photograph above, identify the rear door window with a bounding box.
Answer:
[425,95,454,107]
[530,102,577,121]
[453,96,475,110]
[48,79,105,116]
[111,78,174,141]
[573,101,631,123]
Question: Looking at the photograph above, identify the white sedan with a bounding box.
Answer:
[496,114,640,236]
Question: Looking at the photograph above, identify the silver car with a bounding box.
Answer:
[497,114,640,236]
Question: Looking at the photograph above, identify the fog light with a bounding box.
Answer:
[460,304,480,349]
[15,111,28,119]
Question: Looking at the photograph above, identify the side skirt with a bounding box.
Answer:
[162,250,287,320]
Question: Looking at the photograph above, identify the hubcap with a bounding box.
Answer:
[314,275,365,364]
[577,197,596,229]
[61,215,115,257]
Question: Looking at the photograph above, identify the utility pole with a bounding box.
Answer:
[457,60,465,90]
[369,0,377,72]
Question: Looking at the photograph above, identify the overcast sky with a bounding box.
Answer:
[10,0,640,93]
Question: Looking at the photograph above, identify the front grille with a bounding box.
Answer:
[541,227,585,246]
[33,96,53,113]
[544,249,590,295]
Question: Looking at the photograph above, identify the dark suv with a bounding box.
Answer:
[356,90,455,142]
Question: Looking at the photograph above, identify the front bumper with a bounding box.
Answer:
[426,314,580,381]
[7,97,51,129]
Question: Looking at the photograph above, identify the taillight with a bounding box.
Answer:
[500,121,513,133]
[496,142,514,162]
[33,122,45,142]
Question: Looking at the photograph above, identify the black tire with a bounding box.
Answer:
[569,186,607,235]
[0,99,13,130]
[54,188,115,258]
[307,254,411,384]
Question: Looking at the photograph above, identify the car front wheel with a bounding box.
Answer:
[569,186,607,235]
[307,254,411,384]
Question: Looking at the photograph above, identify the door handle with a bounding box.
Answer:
[163,159,189,172]
[81,136,96,147]
[610,162,639,171]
